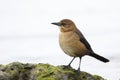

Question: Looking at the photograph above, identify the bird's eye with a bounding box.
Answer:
[61,22,70,27]
[62,23,67,26]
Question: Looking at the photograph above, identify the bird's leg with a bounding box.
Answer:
[67,57,76,67]
[77,57,82,73]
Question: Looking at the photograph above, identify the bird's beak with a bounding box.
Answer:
[51,22,62,26]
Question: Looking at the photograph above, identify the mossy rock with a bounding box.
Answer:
[0,62,106,80]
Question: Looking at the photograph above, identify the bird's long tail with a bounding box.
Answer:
[89,53,109,63]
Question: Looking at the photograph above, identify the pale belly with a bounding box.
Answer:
[59,32,88,57]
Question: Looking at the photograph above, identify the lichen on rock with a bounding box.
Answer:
[0,62,106,80]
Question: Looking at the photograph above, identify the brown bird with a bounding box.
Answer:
[51,19,109,71]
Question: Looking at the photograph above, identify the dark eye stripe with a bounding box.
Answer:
[62,23,66,26]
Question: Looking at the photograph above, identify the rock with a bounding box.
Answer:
[0,62,106,80]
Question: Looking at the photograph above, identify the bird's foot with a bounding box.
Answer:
[67,64,71,68]
[62,64,71,69]
[77,68,81,74]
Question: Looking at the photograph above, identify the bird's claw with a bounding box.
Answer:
[62,65,71,69]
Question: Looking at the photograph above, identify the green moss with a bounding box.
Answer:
[93,75,106,80]
[0,64,6,71]
[5,62,24,80]
[34,63,59,80]
[34,64,100,80]
[0,62,107,80]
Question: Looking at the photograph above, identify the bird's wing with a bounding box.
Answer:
[75,29,93,51]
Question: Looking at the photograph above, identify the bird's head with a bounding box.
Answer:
[51,19,77,32]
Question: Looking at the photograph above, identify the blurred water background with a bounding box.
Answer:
[0,0,120,80]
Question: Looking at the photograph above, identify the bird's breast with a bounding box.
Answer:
[59,31,88,57]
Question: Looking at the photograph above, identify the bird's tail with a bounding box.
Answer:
[89,53,109,63]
